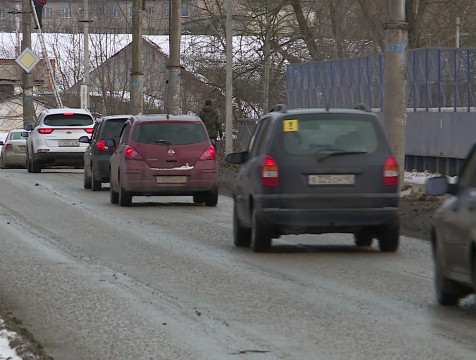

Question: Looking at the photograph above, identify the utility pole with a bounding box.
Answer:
[130,0,144,115]
[80,0,90,110]
[22,0,35,127]
[383,0,407,187]
[225,0,233,154]
[166,0,182,115]
[263,2,271,114]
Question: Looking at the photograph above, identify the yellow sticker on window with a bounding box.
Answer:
[283,119,298,132]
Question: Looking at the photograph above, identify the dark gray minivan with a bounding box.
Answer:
[225,105,400,252]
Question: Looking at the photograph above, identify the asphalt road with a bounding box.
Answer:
[0,168,475,360]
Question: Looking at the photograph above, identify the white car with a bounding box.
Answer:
[0,129,29,169]
[25,108,95,173]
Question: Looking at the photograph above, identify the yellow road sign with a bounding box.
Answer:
[15,47,40,73]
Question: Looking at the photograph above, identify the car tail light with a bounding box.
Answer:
[97,140,108,152]
[262,155,279,187]
[38,128,54,134]
[383,155,399,186]
[199,145,216,160]
[84,128,94,134]
[124,145,142,160]
[4,144,12,151]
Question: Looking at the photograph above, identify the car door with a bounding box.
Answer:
[440,146,476,279]
[235,117,273,226]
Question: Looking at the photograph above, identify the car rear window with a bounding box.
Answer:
[101,119,127,139]
[10,132,27,140]
[43,114,94,126]
[279,116,379,155]
[132,122,208,145]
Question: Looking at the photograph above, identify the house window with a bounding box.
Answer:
[181,4,190,18]
[0,9,5,19]
[148,6,155,16]
[128,7,133,18]
[61,7,72,19]
[0,85,14,100]
[113,7,121,18]
[44,8,52,19]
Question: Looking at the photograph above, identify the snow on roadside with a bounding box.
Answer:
[0,320,22,360]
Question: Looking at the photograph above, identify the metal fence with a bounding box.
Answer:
[287,47,476,112]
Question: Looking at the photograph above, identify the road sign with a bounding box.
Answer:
[15,47,40,73]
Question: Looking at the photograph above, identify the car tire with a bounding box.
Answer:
[31,159,42,173]
[110,183,119,204]
[251,208,272,252]
[233,202,251,247]
[84,168,92,189]
[193,193,206,204]
[1,161,7,169]
[434,243,459,306]
[91,167,101,191]
[119,177,132,207]
[378,220,399,252]
[205,187,218,207]
[26,150,32,173]
[354,231,373,247]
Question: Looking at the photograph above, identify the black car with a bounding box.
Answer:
[80,115,130,191]
[225,105,400,252]
[426,143,476,305]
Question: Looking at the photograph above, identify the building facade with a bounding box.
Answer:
[0,0,201,34]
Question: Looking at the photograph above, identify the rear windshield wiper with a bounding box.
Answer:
[154,139,172,145]
[316,150,367,161]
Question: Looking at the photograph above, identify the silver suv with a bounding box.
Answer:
[25,108,95,173]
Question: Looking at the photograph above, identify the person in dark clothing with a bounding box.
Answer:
[33,0,46,29]
[199,99,222,149]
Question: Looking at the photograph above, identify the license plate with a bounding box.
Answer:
[308,174,355,185]
[155,176,187,184]
[58,140,79,147]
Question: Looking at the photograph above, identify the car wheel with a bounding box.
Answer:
[26,150,32,173]
[434,243,459,306]
[251,208,272,252]
[354,231,373,247]
[84,167,92,189]
[205,187,218,207]
[1,161,7,169]
[110,184,119,204]
[233,202,251,247]
[91,167,101,191]
[378,220,399,252]
[193,193,206,204]
[31,159,42,173]
[119,177,132,207]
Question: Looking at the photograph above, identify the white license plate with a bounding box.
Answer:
[155,176,187,184]
[58,140,79,147]
[308,174,355,185]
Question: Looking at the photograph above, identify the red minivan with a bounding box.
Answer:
[108,114,219,207]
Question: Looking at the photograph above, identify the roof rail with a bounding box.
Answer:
[270,104,287,113]
[353,103,370,112]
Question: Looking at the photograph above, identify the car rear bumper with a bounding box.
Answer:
[249,193,399,234]
[92,156,111,182]
[123,170,219,195]
[33,151,85,166]
[2,152,26,165]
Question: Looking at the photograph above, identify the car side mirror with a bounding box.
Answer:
[79,135,90,143]
[426,176,451,196]
[0,141,3,146]
[105,139,117,154]
[225,151,249,164]
[24,124,33,131]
